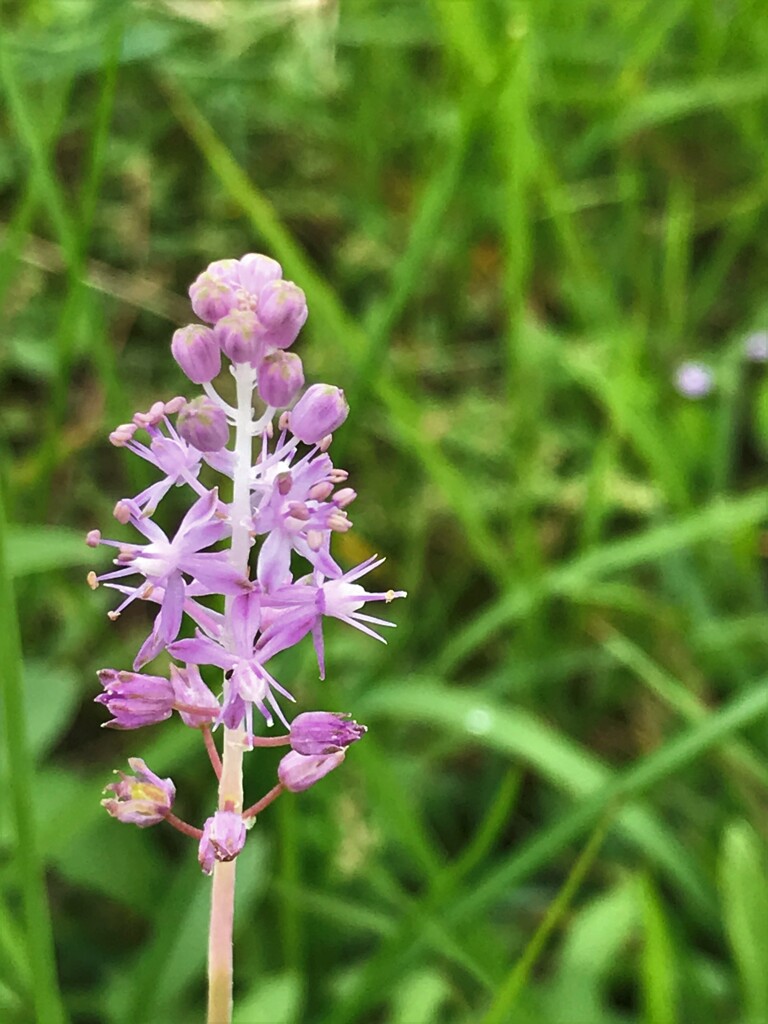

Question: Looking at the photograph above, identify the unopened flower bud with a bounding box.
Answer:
[102,757,175,826]
[171,324,221,383]
[289,712,367,755]
[278,749,346,792]
[95,669,175,729]
[189,259,240,323]
[214,309,261,364]
[256,280,308,349]
[257,351,305,408]
[198,810,247,875]
[170,664,220,728]
[238,253,282,297]
[288,384,349,444]
[177,397,230,452]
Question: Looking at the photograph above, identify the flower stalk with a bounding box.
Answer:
[88,254,406,1023]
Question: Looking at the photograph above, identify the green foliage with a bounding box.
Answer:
[3,0,768,1021]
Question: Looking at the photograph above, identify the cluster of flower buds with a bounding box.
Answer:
[89,254,405,875]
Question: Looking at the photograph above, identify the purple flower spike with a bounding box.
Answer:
[102,757,175,826]
[198,810,247,875]
[257,351,305,408]
[278,749,346,792]
[745,331,768,363]
[95,669,175,729]
[289,712,366,755]
[674,361,713,399]
[177,396,230,452]
[256,280,308,349]
[170,664,220,728]
[214,309,261,364]
[171,324,221,383]
[289,384,349,444]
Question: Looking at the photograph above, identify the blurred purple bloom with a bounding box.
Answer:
[674,361,713,399]
[745,331,768,363]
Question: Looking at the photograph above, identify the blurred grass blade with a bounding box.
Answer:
[451,673,768,929]
[362,678,709,911]
[6,525,89,577]
[640,875,679,1024]
[0,474,67,1023]
[603,628,768,790]
[232,972,303,1024]
[439,487,768,673]
[720,821,768,1024]
[481,818,607,1024]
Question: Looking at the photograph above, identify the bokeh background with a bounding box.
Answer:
[3,1,768,1022]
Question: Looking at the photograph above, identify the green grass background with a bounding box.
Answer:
[3,0,768,1021]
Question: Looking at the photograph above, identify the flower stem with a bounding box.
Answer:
[207,363,255,1024]
[242,783,284,820]
[202,725,222,779]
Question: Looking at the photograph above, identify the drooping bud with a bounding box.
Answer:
[288,384,349,444]
[198,810,247,875]
[170,664,220,728]
[177,396,230,452]
[289,712,366,755]
[214,309,261,364]
[95,669,175,729]
[171,324,221,383]
[256,280,308,349]
[101,758,175,826]
[257,351,305,408]
[277,749,346,792]
[189,259,240,323]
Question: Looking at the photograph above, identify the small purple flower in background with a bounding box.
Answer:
[674,361,714,399]
[88,253,405,1021]
[745,330,768,363]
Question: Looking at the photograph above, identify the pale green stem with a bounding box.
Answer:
[207,362,255,1024]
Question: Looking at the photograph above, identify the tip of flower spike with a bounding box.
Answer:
[87,571,99,590]
[86,530,101,548]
